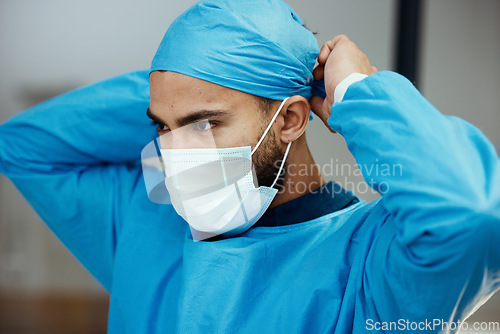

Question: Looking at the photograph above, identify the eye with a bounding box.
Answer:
[192,120,216,132]
[151,120,170,134]
[158,124,169,131]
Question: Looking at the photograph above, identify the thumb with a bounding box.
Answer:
[310,95,324,117]
[310,96,337,134]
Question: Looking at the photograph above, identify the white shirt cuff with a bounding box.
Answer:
[333,73,369,103]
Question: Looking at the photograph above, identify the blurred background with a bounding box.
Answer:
[0,0,499,333]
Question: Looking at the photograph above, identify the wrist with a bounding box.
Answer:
[333,73,368,103]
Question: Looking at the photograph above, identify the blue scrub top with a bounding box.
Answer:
[255,181,359,228]
[0,71,499,333]
[205,181,359,242]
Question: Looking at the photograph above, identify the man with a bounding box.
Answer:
[0,0,499,333]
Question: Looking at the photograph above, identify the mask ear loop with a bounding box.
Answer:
[270,141,292,189]
[251,97,290,155]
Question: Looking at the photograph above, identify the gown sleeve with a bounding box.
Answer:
[329,71,500,326]
[0,70,158,291]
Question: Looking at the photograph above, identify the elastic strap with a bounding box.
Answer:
[270,141,292,189]
[251,97,290,155]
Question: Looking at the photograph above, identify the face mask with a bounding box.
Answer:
[160,98,291,241]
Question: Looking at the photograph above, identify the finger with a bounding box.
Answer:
[317,43,332,65]
[371,66,378,74]
[318,34,351,64]
[312,64,324,80]
[310,95,324,116]
[321,114,337,134]
[310,96,337,134]
[322,114,337,133]
[319,101,336,134]
[330,34,350,47]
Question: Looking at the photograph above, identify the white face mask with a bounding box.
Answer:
[160,98,291,241]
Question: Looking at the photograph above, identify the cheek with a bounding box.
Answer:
[214,117,262,148]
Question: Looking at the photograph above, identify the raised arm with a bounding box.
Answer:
[0,70,159,290]
[311,35,500,325]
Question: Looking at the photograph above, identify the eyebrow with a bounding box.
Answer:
[146,107,232,128]
[146,108,166,125]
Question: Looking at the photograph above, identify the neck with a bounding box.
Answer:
[269,134,326,209]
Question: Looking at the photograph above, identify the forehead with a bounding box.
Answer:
[149,71,258,115]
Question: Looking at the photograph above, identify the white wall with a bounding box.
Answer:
[421,0,500,154]
[0,0,498,323]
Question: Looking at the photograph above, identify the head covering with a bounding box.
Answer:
[150,0,326,100]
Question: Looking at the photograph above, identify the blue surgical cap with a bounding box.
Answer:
[150,0,326,101]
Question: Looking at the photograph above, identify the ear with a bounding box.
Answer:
[278,95,310,144]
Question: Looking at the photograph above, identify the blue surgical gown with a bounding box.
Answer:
[0,71,499,333]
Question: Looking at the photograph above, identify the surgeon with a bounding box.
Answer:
[0,0,499,333]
